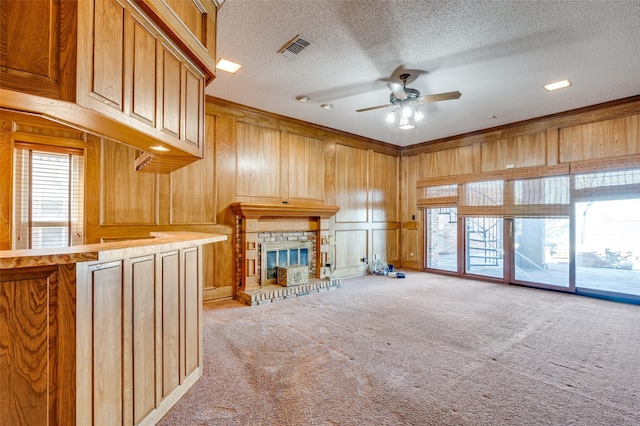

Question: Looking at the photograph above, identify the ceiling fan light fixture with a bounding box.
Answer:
[385,110,396,123]
[399,114,414,127]
[401,104,413,118]
[414,110,424,121]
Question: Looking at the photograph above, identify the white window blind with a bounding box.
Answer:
[13,143,84,249]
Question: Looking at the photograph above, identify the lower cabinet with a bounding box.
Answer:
[76,246,203,425]
[0,237,211,425]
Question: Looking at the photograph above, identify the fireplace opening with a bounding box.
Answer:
[261,241,313,285]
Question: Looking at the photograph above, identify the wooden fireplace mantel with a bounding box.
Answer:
[231,202,340,219]
[230,203,339,290]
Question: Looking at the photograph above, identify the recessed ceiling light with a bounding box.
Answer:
[320,103,333,109]
[150,145,170,152]
[216,58,242,74]
[399,124,415,130]
[296,95,310,102]
[544,79,572,92]
[489,115,497,119]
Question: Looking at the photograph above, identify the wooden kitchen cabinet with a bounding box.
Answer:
[76,0,206,157]
[1,0,218,173]
[0,0,77,101]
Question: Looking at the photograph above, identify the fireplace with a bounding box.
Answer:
[261,241,313,285]
[231,202,340,291]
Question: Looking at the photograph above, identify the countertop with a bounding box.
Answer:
[0,231,227,269]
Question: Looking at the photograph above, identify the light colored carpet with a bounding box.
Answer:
[158,272,640,425]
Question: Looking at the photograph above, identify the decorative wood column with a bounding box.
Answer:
[230,203,339,291]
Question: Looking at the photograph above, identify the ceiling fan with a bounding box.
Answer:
[356,73,461,113]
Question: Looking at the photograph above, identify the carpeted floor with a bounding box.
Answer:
[158,272,640,425]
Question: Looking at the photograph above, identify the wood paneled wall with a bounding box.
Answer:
[4,93,639,298]
[400,97,640,270]
[84,120,233,300]
[559,114,640,162]
[207,98,402,279]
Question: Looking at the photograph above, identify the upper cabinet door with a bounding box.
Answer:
[0,0,77,101]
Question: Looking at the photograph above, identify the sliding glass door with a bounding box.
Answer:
[512,217,570,289]
[465,217,503,279]
[426,208,458,272]
[575,198,640,297]
[421,167,640,303]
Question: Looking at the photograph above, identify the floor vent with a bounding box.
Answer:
[278,35,310,58]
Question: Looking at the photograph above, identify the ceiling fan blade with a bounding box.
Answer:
[416,91,462,103]
[387,82,407,100]
[356,103,393,112]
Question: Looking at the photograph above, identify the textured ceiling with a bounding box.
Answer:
[206,0,640,147]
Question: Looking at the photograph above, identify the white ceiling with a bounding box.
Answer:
[206,0,640,147]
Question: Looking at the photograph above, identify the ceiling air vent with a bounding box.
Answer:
[278,35,310,58]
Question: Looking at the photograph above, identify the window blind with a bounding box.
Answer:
[13,143,84,249]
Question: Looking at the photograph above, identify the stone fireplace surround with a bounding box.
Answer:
[231,202,340,305]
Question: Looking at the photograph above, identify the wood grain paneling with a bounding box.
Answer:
[183,247,200,376]
[424,145,474,178]
[164,0,204,41]
[170,115,215,224]
[136,0,217,84]
[372,229,400,265]
[236,122,281,197]
[371,151,399,222]
[102,138,158,225]
[0,0,77,100]
[335,229,367,270]
[335,144,368,223]
[91,262,124,425]
[131,256,156,423]
[161,46,182,137]
[161,251,180,397]
[214,115,236,222]
[184,67,203,146]
[0,265,76,425]
[400,154,423,266]
[288,133,324,200]
[559,114,640,162]
[131,19,157,124]
[1,0,55,79]
[92,0,125,108]
[0,120,11,249]
[0,275,50,425]
[402,223,422,268]
[53,263,78,425]
[482,133,546,172]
